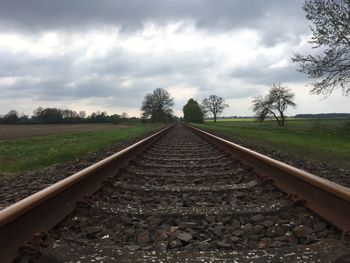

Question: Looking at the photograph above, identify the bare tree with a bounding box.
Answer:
[252,84,296,127]
[121,112,129,119]
[202,95,228,122]
[78,111,86,119]
[292,0,350,96]
[141,88,174,123]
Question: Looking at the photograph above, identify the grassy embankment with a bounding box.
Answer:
[193,118,350,169]
[0,123,165,175]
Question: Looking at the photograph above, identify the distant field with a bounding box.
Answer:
[194,119,350,169]
[205,117,322,122]
[0,123,122,139]
[206,118,254,122]
[0,123,165,175]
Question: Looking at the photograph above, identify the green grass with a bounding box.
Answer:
[0,123,165,175]
[194,119,350,168]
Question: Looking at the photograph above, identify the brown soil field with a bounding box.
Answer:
[0,124,126,139]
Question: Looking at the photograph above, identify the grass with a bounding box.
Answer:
[193,118,350,169]
[206,118,255,122]
[0,123,166,175]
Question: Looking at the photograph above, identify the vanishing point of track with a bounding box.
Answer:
[0,124,349,262]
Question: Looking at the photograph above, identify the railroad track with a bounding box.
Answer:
[0,124,349,262]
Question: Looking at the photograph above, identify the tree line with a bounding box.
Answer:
[0,107,135,124]
[0,84,295,126]
[140,87,230,124]
[0,82,334,127]
[295,113,350,119]
[180,83,296,127]
[183,95,229,123]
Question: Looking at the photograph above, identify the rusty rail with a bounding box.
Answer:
[0,125,172,263]
[187,124,350,234]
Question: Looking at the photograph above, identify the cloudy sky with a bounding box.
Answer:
[0,0,348,117]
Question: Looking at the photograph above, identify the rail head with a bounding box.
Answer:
[187,124,350,232]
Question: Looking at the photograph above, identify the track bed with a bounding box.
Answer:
[21,125,349,262]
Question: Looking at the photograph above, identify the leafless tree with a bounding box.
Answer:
[121,112,129,119]
[292,0,350,96]
[78,111,86,119]
[252,84,296,127]
[202,95,228,122]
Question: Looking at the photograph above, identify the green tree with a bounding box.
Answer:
[33,107,63,124]
[89,111,109,123]
[183,98,204,123]
[202,95,228,122]
[292,0,350,96]
[3,110,19,124]
[252,84,296,127]
[141,88,174,123]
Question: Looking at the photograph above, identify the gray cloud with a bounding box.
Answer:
[0,44,218,98]
[0,49,75,78]
[231,64,308,86]
[0,0,307,44]
[83,47,216,78]
[1,0,347,117]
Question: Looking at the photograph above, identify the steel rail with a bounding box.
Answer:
[0,125,172,263]
[187,124,350,233]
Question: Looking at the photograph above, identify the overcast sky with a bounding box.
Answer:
[0,0,348,117]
